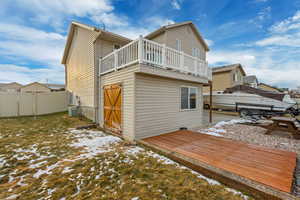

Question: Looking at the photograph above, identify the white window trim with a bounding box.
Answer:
[180,86,198,111]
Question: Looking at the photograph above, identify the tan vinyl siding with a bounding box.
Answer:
[134,73,203,139]
[150,33,165,44]
[99,64,139,141]
[149,25,206,60]
[211,72,232,92]
[66,26,99,120]
[165,25,206,60]
[203,68,245,93]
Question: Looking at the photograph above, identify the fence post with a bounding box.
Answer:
[17,93,20,117]
[138,35,143,64]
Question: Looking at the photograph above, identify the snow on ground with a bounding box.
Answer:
[199,119,250,137]
[124,145,249,200]
[4,126,249,199]
[69,129,122,158]
[214,119,251,128]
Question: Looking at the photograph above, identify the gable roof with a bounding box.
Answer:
[21,82,51,90]
[212,64,246,76]
[61,22,132,64]
[145,21,209,51]
[258,83,281,92]
[0,82,23,88]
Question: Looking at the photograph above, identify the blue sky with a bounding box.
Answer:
[0,0,300,88]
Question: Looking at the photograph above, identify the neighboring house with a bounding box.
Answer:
[62,21,211,141]
[203,64,246,93]
[258,83,282,93]
[0,82,23,92]
[46,84,65,91]
[20,82,52,93]
[243,75,258,88]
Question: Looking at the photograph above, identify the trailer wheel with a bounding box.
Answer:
[239,109,249,118]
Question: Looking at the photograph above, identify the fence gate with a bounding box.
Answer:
[103,84,122,134]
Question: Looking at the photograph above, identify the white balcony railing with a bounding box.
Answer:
[99,36,212,80]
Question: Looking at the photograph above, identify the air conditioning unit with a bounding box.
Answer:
[68,106,79,117]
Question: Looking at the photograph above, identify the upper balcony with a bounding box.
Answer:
[99,36,212,81]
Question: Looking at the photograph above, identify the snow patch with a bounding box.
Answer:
[125,146,144,155]
[215,119,250,128]
[70,130,122,158]
[131,197,140,200]
[33,163,59,178]
[198,119,250,137]
[226,188,249,200]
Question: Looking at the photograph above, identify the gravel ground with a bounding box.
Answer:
[218,124,300,156]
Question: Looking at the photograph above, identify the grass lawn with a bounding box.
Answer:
[0,113,252,200]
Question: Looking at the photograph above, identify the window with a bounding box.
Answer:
[181,87,197,110]
[192,47,200,58]
[233,72,239,82]
[176,39,182,51]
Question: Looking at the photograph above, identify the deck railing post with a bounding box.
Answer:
[180,51,184,71]
[114,51,118,71]
[162,44,166,67]
[194,59,197,75]
[138,35,143,64]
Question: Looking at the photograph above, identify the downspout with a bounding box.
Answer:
[93,44,99,123]
[93,32,102,124]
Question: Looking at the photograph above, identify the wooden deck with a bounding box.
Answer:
[142,130,297,193]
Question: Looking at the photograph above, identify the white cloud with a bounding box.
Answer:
[145,17,175,27]
[255,34,300,47]
[0,0,177,84]
[207,50,256,67]
[204,39,214,46]
[248,6,271,28]
[208,47,300,88]
[0,23,65,66]
[269,11,300,33]
[110,16,175,39]
[256,10,300,47]
[0,64,64,84]
[171,0,181,10]
[1,0,124,30]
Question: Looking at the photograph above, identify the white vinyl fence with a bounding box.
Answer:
[0,91,67,117]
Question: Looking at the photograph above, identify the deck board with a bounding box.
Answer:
[142,130,297,193]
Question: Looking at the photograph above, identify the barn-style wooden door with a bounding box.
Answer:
[103,84,122,134]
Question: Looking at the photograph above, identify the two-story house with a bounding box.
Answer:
[62,21,211,141]
[203,64,246,93]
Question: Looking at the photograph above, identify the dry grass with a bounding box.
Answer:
[0,113,253,200]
